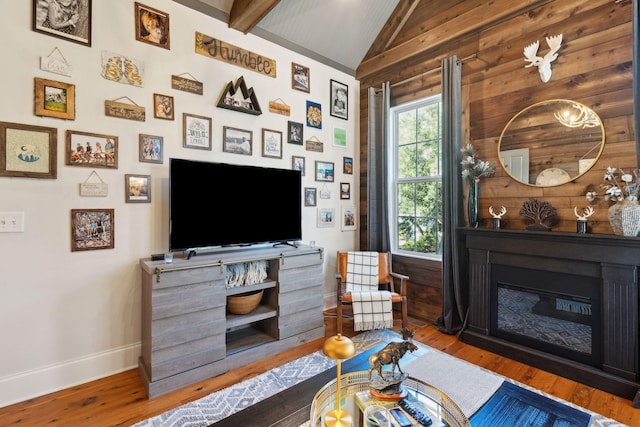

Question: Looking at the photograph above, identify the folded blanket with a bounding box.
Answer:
[346,251,378,291]
[346,251,392,331]
[351,290,393,331]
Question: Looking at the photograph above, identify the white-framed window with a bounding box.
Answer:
[389,95,443,258]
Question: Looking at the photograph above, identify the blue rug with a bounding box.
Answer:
[470,381,591,427]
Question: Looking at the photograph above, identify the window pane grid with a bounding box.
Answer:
[391,95,442,258]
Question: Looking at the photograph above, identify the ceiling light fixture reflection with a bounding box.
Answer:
[554,103,600,128]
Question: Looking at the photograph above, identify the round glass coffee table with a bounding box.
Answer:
[309,371,469,427]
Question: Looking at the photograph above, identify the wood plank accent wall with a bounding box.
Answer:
[357,0,634,322]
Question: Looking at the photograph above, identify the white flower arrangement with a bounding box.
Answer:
[586,167,640,203]
[460,144,496,183]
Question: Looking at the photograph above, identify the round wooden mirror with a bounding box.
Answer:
[498,99,605,187]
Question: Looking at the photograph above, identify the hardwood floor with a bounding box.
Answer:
[1,315,638,426]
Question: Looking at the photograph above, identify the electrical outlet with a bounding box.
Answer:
[0,212,25,232]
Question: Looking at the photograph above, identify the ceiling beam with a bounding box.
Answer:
[356,0,553,80]
[365,0,421,59]
[228,0,281,34]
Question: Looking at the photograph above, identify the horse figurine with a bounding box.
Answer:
[368,339,418,381]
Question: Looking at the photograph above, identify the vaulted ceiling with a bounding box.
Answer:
[173,0,402,76]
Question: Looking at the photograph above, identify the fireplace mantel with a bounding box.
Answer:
[460,228,640,399]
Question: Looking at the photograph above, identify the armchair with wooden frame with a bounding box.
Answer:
[335,251,408,334]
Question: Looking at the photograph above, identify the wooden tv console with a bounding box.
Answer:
[138,245,325,398]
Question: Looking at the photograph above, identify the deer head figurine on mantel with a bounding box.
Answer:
[524,34,563,83]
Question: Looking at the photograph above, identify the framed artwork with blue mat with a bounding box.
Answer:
[470,381,591,426]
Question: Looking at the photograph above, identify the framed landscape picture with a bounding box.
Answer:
[134,2,170,49]
[32,0,92,46]
[0,122,57,179]
[223,126,252,155]
[66,130,117,169]
[317,207,335,228]
[315,161,334,182]
[71,208,114,251]
[34,78,75,120]
[125,174,151,203]
[183,113,211,150]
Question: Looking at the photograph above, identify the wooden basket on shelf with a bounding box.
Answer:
[227,289,263,314]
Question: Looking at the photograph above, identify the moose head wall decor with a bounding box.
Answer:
[523,34,563,83]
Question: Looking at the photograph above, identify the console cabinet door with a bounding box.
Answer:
[278,253,324,339]
[141,266,226,381]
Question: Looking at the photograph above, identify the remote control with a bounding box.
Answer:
[399,399,433,426]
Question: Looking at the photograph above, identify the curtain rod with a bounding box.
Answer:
[390,53,477,88]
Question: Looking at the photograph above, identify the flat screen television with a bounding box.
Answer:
[169,158,302,252]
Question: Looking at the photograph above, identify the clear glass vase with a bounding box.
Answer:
[468,181,479,228]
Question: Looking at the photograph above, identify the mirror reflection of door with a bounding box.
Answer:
[500,148,529,184]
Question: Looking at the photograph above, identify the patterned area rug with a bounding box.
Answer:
[470,381,592,426]
[132,329,626,427]
[131,329,392,427]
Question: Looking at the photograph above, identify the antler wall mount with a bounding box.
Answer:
[524,34,563,83]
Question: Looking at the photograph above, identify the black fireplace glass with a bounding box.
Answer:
[490,265,601,367]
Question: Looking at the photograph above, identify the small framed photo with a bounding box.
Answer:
[341,205,357,231]
[125,174,151,203]
[305,187,317,207]
[34,78,75,120]
[288,121,303,145]
[292,63,310,93]
[340,182,351,200]
[223,126,253,155]
[66,130,117,169]
[315,161,334,182]
[134,2,170,49]
[139,134,163,164]
[153,94,174,120]
[262,128,283,159]
[32,0,92,46]
[0,121,57,179]
[306,101,322,129]
[292,156,305,175]
[333,127,347,148]
[183,113,211,150]
[343,156,353,174]
[330,79,348,120]
[71,208,114,252]
[317,207,335,228]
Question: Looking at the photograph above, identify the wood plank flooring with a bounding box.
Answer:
[1,315,638,426]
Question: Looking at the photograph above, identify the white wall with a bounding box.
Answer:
[0,1,358,407]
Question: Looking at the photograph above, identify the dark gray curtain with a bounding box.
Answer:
[367,83,391,252]
[434,56,467,335]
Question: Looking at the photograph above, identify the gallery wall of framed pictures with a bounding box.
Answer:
[9,1,359,248]
[2,1,360,406]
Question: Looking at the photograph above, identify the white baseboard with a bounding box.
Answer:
[0,342,141,409]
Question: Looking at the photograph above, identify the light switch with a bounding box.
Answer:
[0,212,25,232]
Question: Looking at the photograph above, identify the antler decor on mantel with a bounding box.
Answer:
[520,199,557,231]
